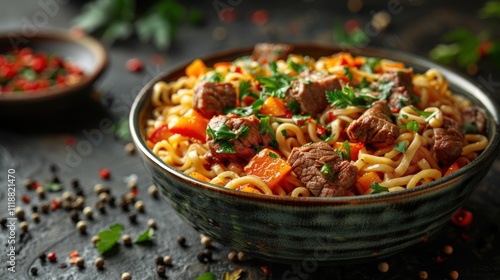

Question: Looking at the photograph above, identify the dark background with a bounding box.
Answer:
[0,1,499,279]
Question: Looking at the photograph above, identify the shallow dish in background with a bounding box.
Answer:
[0,28,107,118]
[130,44,500,263]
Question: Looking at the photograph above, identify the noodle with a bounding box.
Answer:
[145,48,489,197]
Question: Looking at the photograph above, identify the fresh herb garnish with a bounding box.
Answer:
[336,140,351,161]
[394,142,407,154]
[285,99,301,114]
[113,118,132,141]
[463,123,479,134]
[256,61,296,99]
[375,80,395,101]
[45,182,62,192]
[281,129,288,137]
[360,57,381,73]
[135,228,155,243]
[409,105,433,118]
[206,124,250,141]
[401,120,420,132]
[326,85,367,108]
[206,72,224,82]
[320,163,333,177]
[292,114,311,125]
[344,66,353,82]
[268,152,278,159]
[259,116,278,148]
[196,272,217,280]
[370,182,389,193]
[217,141,236,154]
[287,60,307,73]
[96,224,124,254]
[239,80,259,101]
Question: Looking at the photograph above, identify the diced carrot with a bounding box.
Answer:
[353,56,365,67]
[444,161,460,176]
[244,148,292,190]
[341,53,355,67]
[148,124,172,144]
[382,60,405,69]
[214,62,232,70]
[189,171,210,182]
[185,59,207,78]
[169,109,210,142]
[356,171,382,195]
[259,97,287,117]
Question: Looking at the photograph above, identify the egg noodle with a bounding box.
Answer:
[145,51,488,197]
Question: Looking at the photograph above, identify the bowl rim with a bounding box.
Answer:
[130,43,500,205]
[0,27,108,103]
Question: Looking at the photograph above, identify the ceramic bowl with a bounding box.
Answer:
[130,44,500,264]
[0,28,107,118]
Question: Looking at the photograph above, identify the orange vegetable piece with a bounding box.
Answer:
[444,161,460,176]
[259,97,287,117]
[333,141,364,161]
[214,62,232,70]
[189,171,211,182]
[148,124,172,144]
[170,109,210,142]
[356,171,382,195]
[185,59,207,78]
[244,148,292,190]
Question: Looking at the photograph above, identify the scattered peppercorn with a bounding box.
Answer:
[70,210,80,223]
[76,220,87,233]
[62,191,73,202]
[227,251,237,262]
[71,179,80,188]
[419,270,429,279]
[59,263,68,269]
[124,143,135,154]
[39,252,47,262]
[157,265,167,278]
[96,201,106,214]
[123,234,132,246]
[200,234,212,247]
[99,192,109,203]
[197,249,213,263]
[83,206,93,219]
[121,272,132,280]
[30,267,38,275]
[128,180,138,190]
[76,257,85,268]
[163,255,172,266]
[377,261,389,273]
[32,205,38,213]
[20,221,29,231]
[108,196,116,207]
[125,192,136,204]
[94,257,104,269]
[128,213,137,224]
[40,202,50,214]
[120,199,129,212]
[24,179,34,190]
[147,218,157,229]
[134,200,145,212]
[449,270,459,280]
[50,164,58,173]
[155,256,164,265]
[32,212,40,223]
[237,251,246,261]
[148,185,159,199]
[36,186,46,198]
[444,245,454,255]
[94,184,104,194]
[47,252,57,262]
[15,206,25,219]
[52,176,61,184]
[0,218,7,229]
[99,168,111,180]
[91,235,100,246]
[177,236,187,247]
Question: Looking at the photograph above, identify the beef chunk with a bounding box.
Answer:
[460,106,487,135]
[433,116,464,166]
[373,71,414,111]
[287,142,358,197]
[207,115,273,163]
[252,43,294,64]
[193,81,237,118]
[346,100,400,145]
[286,71,341,117]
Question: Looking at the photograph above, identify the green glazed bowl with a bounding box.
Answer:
[130,44,500,264]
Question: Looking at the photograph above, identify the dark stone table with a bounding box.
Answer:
[1,1,499,279]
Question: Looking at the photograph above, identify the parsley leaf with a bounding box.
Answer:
[463,123,479,134]
[217,141,236,154]
[326,85,367,108]
[206,72,224,82]
[285,99,301,114]
[370,182,389,193]
[344,66,353,82]
[360,57,381,73]
[375,81,395,101]
[287,60,307,73]
[268,152,278,159]
[320,163,333,177]
[401,120,420,132]
[394,142,407,154]
[45,182,62,192]
[113,118,132,141]
[343,140,351,161]
[256,61,296,99]
[206,124,249,141]
[259,116,278,148]
[239,80,259,101]
[196,272,217,280]
[96,224,124,255]
[135,228,155,243]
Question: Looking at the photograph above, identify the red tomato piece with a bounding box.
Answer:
[451,208,473,227]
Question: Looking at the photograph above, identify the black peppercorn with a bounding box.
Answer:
[31,205,38,213]
[52,176,61,184]
[39,252,47,262]
[177,236,187,247]
[0,217,7,229]
[128,213,137,224]
[71,179,79,188]
[40,203,50,214]
[120,199,129,212]
[70,210,80,223]
[156,265,167,278]
[155,256,164,265]
[96,201,106,214]
[30,267,38,276]
[197,249,212,263]
[108,196,116,207]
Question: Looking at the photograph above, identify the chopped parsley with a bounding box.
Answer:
[292,114,311,125]
[375,80,395,101]
[402,120,420,132]
[96,224,124,255]
[259,116,278,148]
[281,129,288,137]
[336,140,351,161]
[320,163,333,177]
[206,124,250,154]
[326,85,368,108]
[344,66,353,82]
[370,182,389,194]
[268,151,278,159]
[206,72,224,82]
[287,60,307,73]
[239,80,259,100]
[285,99,301,114]
[135,228,155,244]
[256,61,296,99]
[394,142,407,154]
[463,123,479,134]
[360,57,381,73]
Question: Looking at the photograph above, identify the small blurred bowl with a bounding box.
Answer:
[0,28,107,119]
[130,44,500,264]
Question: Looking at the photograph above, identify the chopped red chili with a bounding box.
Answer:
[99,168,111,180]
[451,208,473,227]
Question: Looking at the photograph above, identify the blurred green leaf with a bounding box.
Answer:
[478,0,500,19]
[196,272,217,280]
[113,118,132,141]
[332,20,369,46]
[488,41,500,68]
[134,228,154,243]
[189,8,205,26]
